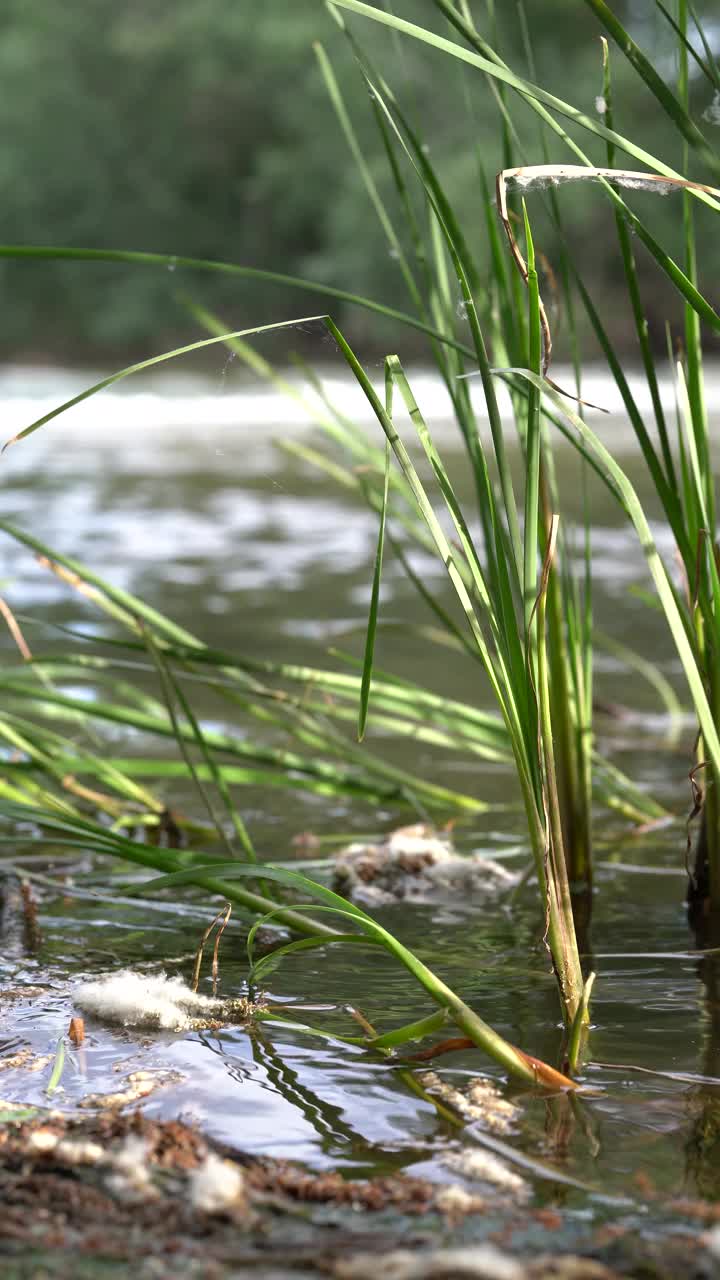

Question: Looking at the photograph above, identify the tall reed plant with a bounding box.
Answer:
[317,1,720,913]
[0,522,581,1087]
[6,0,720,1070]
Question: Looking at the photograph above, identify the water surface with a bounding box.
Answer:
[0,361,718,1254]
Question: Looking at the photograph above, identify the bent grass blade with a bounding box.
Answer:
[138,860,578,1089]
[2,317,331,451]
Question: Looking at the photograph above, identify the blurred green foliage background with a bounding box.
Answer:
[2,0,718,362]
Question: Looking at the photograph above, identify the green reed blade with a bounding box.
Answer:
[594,630,685,731]
[535,517,584,1023]
[567,971,596,1075]
[314,39,424,316]
[507,369,720,780]
[0,519,200,649]
[358,415,391,742]
[331,0,720,208]
[522,202,541,636]
[45,1038,66,1097]
[21,646,509,747]
[364,1009,449,1052]
[0,245,472,358]
[249,931,380,989]
[389,538,480,662]
[583,0,718,173]
[140,626,256,861]
[135,859,545,1085]
[687,0,720,89]
[601,39,676,493]
[0,800,339,938]
[572,276,690,567]
[592,754,670,825]
[353,63,523,597]
[652,0,719,89]
[430,1,720,349]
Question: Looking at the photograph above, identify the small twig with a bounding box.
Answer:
[192,903,232,995]
[0,595,32,661]
[344,1005,377,1039]
[687,760,707,882]
[20,879,41,951]
[409,1036,473,1062]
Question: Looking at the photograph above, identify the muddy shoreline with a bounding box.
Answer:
[0,1106,718,1279]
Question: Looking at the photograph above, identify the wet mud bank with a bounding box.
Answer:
[0,1105,719,1278]
[2,844,720,1278]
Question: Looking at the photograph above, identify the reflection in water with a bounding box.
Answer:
[247,1027,436,1177]
[686,924,720,1199]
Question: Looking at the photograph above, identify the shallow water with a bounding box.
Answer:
[0,361,719,1258]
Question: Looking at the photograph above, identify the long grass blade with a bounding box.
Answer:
[3,317,332,450]
[358,427,390,741]
[583,0,718,171]
[0,801,339,938]
[137,860,577,1087]
[331,0,720,207]
[0,245,471,357]
[505,370,720,778]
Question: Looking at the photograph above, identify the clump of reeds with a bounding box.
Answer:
[3,0,720,1086]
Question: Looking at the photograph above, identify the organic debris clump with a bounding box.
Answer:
[189,1151,248,1215]
[333,825,517,906]
[417,1071,521,1134]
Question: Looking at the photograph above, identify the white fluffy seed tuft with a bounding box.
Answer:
[104,1135,158,1201]
[189,1152,246,1214]
[74,970,226,1031]
[333,1245,523,1280]
[443,1148,529,1199]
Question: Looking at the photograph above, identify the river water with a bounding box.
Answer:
[0,360,718,1262]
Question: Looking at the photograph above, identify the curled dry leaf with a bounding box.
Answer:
[496,164,720,373]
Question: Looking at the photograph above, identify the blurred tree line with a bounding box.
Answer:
[1,0,718,363]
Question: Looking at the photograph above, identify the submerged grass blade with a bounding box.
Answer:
[139,860,577,1087]
[567,971,597,1075]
